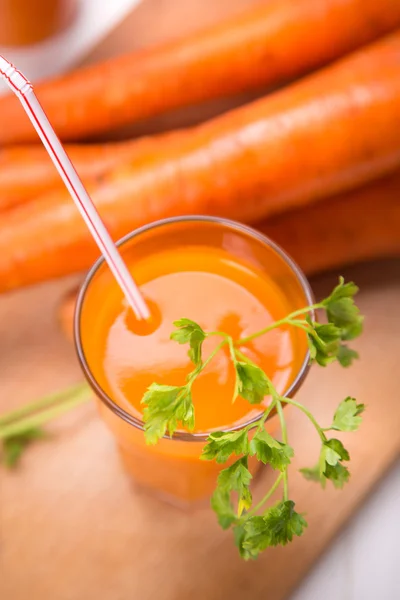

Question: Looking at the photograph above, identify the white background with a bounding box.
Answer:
[292,463,400,600]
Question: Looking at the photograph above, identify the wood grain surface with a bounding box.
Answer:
[1,260,399,600]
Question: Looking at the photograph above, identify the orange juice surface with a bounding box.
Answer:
[86,245,304,433]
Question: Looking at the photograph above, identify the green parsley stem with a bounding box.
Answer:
[0,386,91,440]
[281,397,327,442]
[275,399,289,500]
[226,336,241,403]
[287,320,313,334]
[246,472,284,516]
[280,303,324,321]
[207,330,231,341]
[234,349,251,363]
[236,303,323,346]
[227,337,238,366]
[288,320,326,346]
[186,340,227,388]
[255,399,277,432]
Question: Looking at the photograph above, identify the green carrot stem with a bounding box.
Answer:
[0,383,90,428]
[0,386,91,440]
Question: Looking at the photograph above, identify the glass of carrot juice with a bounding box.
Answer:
[74,216,313,505]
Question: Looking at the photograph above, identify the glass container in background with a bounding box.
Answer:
[0,0,78,46]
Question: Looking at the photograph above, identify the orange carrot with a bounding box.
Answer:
[0,134,177,210]
[259,172,400,275]
[1,0,400,144]
[1,34,400,290]
[57,172,400,342]
[0,142,133,210]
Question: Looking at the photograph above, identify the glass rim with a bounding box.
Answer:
[74,215,315,442]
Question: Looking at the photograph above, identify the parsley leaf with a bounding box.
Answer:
[201,429,249,463]
[324,463,350,488]
[327,299,363,340]
[300,465,321,483]
[300,462,351,489]
[241,516,271,558]
[262,500,307,546]
[217,457,253,516]
[301,439,351,488]
[322,438,350,467]
[331,397,365,431]
[233,523,251,559]
[235,361,270,404]
[242,501,307,558]
[322,277,363,341]
[307,320,341,366]
[337,345,359,367]
[249,429,294,471]
[323,277,359,304]
[211,487,237,529]
[306,277,362,366]
[141,383,194,444]
[2,427,46,468]
[171,318,206,366]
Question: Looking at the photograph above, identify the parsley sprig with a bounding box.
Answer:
[0,277,364,559]
[141,277,364,558]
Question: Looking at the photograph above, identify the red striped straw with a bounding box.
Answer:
[0,56,149,321]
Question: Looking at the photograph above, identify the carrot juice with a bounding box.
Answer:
[75,217,312,504]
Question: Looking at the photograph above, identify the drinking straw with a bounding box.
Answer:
[0,56,150,320]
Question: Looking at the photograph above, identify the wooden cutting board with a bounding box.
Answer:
[1,259,399,600]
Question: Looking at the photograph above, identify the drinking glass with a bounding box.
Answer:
[74,216,313,505]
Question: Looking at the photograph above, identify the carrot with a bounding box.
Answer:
[0,134,177,211]
[0,141,133,210]
[259,172,400,275]
[1,0,400,144]
[1,33,400,291]
[57,171,400,342]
